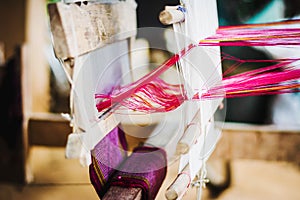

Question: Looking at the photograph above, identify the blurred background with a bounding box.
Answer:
[0,0,299,199]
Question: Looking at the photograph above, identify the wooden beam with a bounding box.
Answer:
[28,113,72,147]
[47,1,137,59]
[28,118,300,166]
[103,186,142,200]
[211,122,300,165]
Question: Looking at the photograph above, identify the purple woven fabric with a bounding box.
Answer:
[110,146,167,200]
[89,126,128,198]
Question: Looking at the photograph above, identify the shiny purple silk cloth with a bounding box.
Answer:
[89,126,128,198]
[89,127,167,200]
[110,146,167,200]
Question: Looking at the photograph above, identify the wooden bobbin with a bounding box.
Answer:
[165,165,191,200]
[176,109,201,155]
[176,123,200,154]
[159,6,185,25]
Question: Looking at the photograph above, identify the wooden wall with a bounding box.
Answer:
[0,0,26,60]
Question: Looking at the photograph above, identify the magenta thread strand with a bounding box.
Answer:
[95,19,300,113]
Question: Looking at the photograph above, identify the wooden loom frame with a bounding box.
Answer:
[1,1,299,199]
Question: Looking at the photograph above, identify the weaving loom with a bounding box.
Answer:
[46,0,300,200]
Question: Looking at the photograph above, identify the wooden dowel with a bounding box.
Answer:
[176,109,201,155]
[165,164,191,200]
[159,6,185,25]
[176,123,200,155]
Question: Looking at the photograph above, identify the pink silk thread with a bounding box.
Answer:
[95,20,300,113]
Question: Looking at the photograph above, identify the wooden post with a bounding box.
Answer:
[0,45,32,183]
[26,0,50,113]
